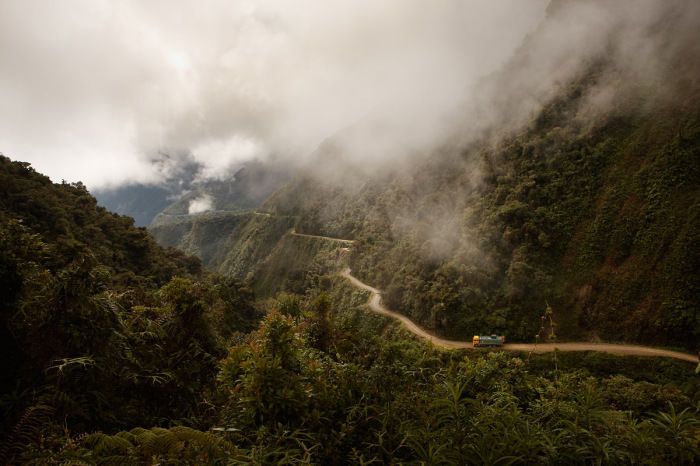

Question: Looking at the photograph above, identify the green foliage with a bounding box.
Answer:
[232,77,700,352]
[27,426,240,465]
[249,234,346,297]
[0,156,201,286]
[210,297,700,464]
[0,157,258,461]
[275,292,302,318]
[214,276,260,334]
[13,279,700,464]
[3,10,700,461]
[219,311,308,427]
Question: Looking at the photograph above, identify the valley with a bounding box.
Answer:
[148,201,700,361]
[2,0,699,463]
[261,220,700,362]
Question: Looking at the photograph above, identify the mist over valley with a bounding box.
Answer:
[1,1,699,463]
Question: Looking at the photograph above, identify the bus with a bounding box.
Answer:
[472,335,505,347]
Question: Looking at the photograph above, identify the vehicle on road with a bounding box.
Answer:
[473,335,505,347]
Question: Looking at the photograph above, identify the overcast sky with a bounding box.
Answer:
[0,0,549,188]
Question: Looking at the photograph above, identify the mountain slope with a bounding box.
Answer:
[0,155,257,448]
[156,161,288,217]
[93,153,202,227]
[199,0,700,351]
[249,82,700,351]
[95,183,175,227]
[96,159,288,227]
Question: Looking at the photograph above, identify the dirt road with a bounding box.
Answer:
[340,268,699,363]
[290,229,355,245]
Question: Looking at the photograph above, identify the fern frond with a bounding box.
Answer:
[0,403,55,464]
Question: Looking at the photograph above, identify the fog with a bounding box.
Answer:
[0,0,548,188]
[187,194,214,215]
[1,0,697,189]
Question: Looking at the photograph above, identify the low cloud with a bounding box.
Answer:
[0,0,547,188]
[1,0,697,189]
[188,194,213,214]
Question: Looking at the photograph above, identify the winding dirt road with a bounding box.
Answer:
[340,268,699,363]
[290,229,355,245]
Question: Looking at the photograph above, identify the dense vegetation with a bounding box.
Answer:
[4,1,699,461]
[150,211,258,268]
[150,211,295,281]
[1,156,698,463]
[13,277,700,464]
[210,63,699,352]
[0,156,259,462]
[146,3,700,352]
[347,82,700,349]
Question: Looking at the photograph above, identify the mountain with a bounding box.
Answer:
[147,160,290,268]
[2,1,700,462]
[93,152,202,227]
[154,160,289,217]
[94,183,176,227]
[160,0,700,352]
[2,154,699,466]
[94,154,289,228]
[0,154,260,458]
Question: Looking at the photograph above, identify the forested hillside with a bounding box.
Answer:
[3,0,700,463]
[140,0,700,353]
[1,154,698,464]
[278,78,700,350]
[195,0,700,352]
[0,156,259,462]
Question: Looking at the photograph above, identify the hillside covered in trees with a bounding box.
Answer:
[0,158,700,464]
[0,158,698,462]
[2,0,700,463]
[0,156,259,462]
[150,0,700,353]
[254,73,700,351]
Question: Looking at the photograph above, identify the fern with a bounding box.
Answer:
[0,403,54,464]
[83,432,134,457]
[65,426,239,464]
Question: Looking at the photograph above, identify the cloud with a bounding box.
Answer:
[475,0,700,136]
[0,0,547,188]
[188,194,213,214]
[192,135,263,181]
[2,0,696,190]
